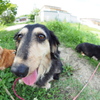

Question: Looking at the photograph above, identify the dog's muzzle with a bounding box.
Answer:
[11,64,29,77]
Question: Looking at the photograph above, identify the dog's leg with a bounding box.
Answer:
[53,73,60,80]
[92,56,98,60]
[81,52,85,56]
[42,82,51,90]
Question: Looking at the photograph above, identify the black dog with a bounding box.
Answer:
[11,24,63,89]
[75,43,100,60]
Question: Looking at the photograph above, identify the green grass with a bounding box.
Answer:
[1,68,100,100]
[0,21,100,100]
[45,21,100,69]
[0,30,18,49]
[45,21,100,48]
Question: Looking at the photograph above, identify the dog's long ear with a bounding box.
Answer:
[14,32,19,40]
[49,30,60,54]
[13,32,20,49]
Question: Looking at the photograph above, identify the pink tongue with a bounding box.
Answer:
[22,70,37,86]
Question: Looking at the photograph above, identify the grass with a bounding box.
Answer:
[0,21,100,100]
[1,68,100,100]
[45,21,100,48]
[45,21,100,69]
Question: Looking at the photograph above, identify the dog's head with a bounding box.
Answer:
[11,24,60,85]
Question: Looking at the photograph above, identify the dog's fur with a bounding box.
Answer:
[0,46,15,70]
[11,24,63,89]
[75,43,100,60]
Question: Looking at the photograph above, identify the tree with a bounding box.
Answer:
[32,8,40,16]
[29,8,40,21]
[29,14,35,21]
[0,0,11,15]
[0,3,17,24]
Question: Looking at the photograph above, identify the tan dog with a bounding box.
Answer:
[11,24,63,89]
[0,46,15,70]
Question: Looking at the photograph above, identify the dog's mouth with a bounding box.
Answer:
[22,69,38,86]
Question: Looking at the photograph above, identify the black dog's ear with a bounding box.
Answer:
[14,32,19,40]
[14,32,22,43]
[13,32,20,48]
[49,30,60,53]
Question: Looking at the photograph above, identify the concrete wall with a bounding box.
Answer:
[36,11,79,23]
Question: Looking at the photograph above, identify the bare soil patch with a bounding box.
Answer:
[60,46,100,91]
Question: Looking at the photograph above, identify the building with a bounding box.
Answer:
[80,18,100,26]
[35,5,79,23]
[15,17,29,23]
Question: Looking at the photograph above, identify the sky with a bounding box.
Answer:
[10,0,100,18]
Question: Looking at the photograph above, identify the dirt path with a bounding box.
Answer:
[6,24,27,31]
[60,46,100,91]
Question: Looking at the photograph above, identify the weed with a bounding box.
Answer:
[0,21,100,100]
[62,63,74,77]
[45,21,100,49]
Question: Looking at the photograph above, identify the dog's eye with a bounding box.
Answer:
[37,34,45,41]
[18,34,23,40]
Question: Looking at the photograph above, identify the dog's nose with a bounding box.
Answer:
[11,64,29,77]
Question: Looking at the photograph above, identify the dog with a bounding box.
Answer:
[75,43,100,60]
[0,46,15,70]
[11,24,63,89]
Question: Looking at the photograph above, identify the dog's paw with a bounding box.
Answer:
[42,83,51,90]
[81,52,85,56]
[0,66,5,70]
[92,56,98,60]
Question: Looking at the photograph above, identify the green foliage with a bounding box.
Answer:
[62,64,74,76]
[0,0,11,15]
[46,21,100,68]
[0,21,100,100]
[31,8,40,16]
[45,20,68,31]
[45,21,100,49]
[29,8,40,21]
[0,3,17,25]
[29,14,35,21]
[0,29,17,48]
